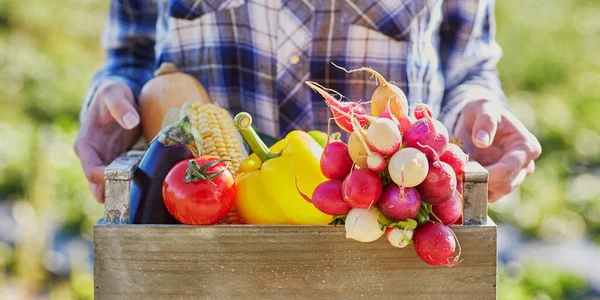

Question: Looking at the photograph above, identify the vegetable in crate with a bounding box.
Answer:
[344,207,385,242]
[129,117,200,224]
[138,62,212,142]
[305,81,368,133]
[130,101,247,224]
[431,191,463,225]
[233,112,331,225]
[297,180,351,215]
[163,156,236,225]
[413,220,461,267]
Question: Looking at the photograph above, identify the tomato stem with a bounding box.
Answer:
[185,159,226,184]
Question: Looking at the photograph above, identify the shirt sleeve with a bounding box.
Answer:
[437,0,507,134]
[80,0,158,121]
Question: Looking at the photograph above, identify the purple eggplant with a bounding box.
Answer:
[129,116,200,224]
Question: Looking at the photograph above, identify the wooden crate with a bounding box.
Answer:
[94,151,497,300]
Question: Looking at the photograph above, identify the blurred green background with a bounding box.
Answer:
[0,0,598,299]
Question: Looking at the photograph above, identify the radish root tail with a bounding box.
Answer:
[330,62,388,87]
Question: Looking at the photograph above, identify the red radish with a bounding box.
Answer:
[345,207,385,242]
[305,81,368,133]
[378,185,421,222]
[347,131,369,168]
[413,103,433,120]
[330,63,409,121]
[296,180,352,215]
[386,227,414,248]
[453,216,463,225]
[402,115,449,160]
[413,221,461,267]
[431,191,462,225]
[416,144,456,205]
[388,147,429,188]
[342,168,383,208]
[417,160,457,205]
[320,141,354,180]
[440,143,468,179]
[452,180,464,225]
[399,114,414,134]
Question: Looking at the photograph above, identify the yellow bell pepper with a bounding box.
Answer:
[233,112,331,225]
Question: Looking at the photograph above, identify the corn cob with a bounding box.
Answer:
[181,102,249,224]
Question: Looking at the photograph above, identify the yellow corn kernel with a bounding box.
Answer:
[187,102,248,176]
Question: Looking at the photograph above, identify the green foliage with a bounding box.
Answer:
[498,263,590,300]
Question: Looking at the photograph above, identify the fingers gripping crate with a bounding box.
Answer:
[94,151,497,300]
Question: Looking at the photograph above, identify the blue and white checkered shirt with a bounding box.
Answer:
[83,0,506,139]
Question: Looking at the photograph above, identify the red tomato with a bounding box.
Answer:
[163,156,236,225]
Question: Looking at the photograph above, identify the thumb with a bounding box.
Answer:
[98,80,139,130]
[471,100,501,148]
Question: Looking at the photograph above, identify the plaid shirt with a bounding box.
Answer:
[84,0,506,139]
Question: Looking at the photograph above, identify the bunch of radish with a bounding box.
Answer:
[302,68,470,267]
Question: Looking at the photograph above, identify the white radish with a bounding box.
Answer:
[386,227,414,248]
[333,104,401,159]
[345,207,385,242]
[347,111,387,172]
[365,117,402,156]
[388,147,429,187]
[347,131,369,168]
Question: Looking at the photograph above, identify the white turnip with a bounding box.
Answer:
[386,227,414,248]
[345,207,385,242]
[347,131,369,168]
[365,117,402,156]
[387,147,429,188]
[347,112,390,172]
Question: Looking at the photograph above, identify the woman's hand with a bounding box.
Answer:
[74,78,141,203]
[454,99,542,202]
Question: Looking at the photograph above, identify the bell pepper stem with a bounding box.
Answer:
[233,112,280,163]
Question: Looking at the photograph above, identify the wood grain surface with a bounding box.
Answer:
[463,162,489,225]
[94,219,497,300]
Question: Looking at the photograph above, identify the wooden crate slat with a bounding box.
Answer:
[94,220,497,300]
[463,162,489,225]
